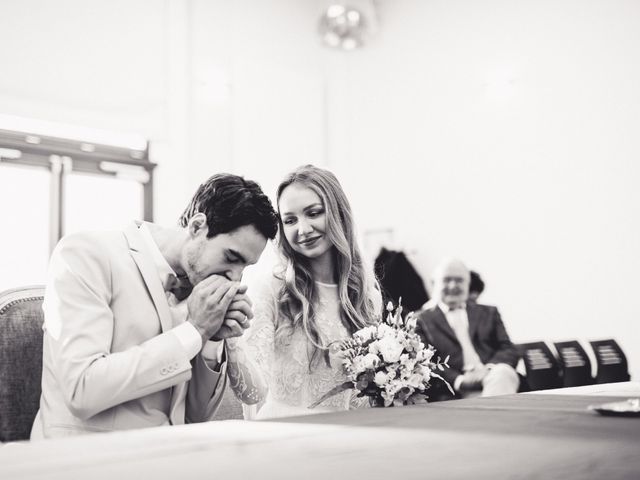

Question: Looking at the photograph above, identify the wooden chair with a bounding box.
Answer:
[0,286,45,442]
[589,339,630,384]
[516,341,562,391]
[554,340,594,387]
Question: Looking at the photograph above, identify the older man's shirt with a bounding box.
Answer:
[439,302,483,390]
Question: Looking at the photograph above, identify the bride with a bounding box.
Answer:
[225,164,382,419]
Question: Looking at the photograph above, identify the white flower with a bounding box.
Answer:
[417,364,432,378]
[405,314,417,331]
[354,325,377,342]
[377,335,404,363]
[368,341,380,355]
[385,379,403,396]
[416,346,433,362]
[396,330,408,342]
[374,371,389,387]
[381,390,395,406]
[407,373,424,388]
[407,337,423,353]
[350,356,367,375]
[422,347,434,362]
[401,356,417,373]
[376,323,394,339]
[362,353,379,370]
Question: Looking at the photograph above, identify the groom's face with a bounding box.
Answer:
[183,217,267,286]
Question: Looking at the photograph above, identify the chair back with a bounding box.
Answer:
[516,341,562,391]
[0,286,45,442]
[554,340,594,387]
[589,339,630,384]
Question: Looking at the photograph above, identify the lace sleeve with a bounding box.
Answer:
[226,276,279,408]
[224,276,278,406]
[349,390,370,410]
[243,277,278,386]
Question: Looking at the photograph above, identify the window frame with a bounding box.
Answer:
[0,128,155,253]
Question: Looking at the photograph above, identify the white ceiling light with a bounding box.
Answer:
[318,3,373,51]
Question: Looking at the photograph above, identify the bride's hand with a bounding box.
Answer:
[209,288,253,341]
[210,318,246,341]
[328,341,347,366]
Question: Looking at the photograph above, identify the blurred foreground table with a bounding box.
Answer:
[1,382,638,480]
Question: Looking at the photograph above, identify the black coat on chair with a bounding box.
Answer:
[374,248,429,313]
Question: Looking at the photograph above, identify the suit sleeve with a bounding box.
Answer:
[486,308,520,367]
[415,316,462,386]
[44,234,193,420]
[185,353,227,423]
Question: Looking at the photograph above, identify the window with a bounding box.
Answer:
[64,171,145,235]
[0,127,154,292]
[0,163,50,291]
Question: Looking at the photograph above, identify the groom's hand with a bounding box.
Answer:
[187,275,239,346]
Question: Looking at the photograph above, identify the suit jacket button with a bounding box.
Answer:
[161,367,168,375]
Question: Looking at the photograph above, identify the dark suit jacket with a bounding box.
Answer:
[415,303,519,395]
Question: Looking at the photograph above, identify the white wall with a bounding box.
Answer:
[0,0,190,223]
[187,0,327,199]
[1,0,637,379]
[324,0,640,379]
[184,0,329,284]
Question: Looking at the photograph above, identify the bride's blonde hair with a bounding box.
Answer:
[274,165,380,368]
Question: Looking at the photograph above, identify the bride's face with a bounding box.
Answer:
[278,183,333,260]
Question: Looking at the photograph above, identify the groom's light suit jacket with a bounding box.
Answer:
[31,222,227,438]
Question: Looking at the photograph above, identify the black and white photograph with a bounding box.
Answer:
[0,1,638,479]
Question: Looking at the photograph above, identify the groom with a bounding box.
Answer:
[31,174,278,438]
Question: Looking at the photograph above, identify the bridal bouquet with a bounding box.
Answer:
[310,301,453,408]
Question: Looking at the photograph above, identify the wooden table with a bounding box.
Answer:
[1,382,638,480]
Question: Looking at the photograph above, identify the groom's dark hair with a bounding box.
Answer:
[179,173,278,240]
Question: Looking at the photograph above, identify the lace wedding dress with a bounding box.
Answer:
[242,276,372,419]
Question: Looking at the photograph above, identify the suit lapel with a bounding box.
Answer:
[432,306,459,345]
[124,222,189,424]
[123,222,173,334]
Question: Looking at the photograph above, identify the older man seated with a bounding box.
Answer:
[416,258,520,400]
